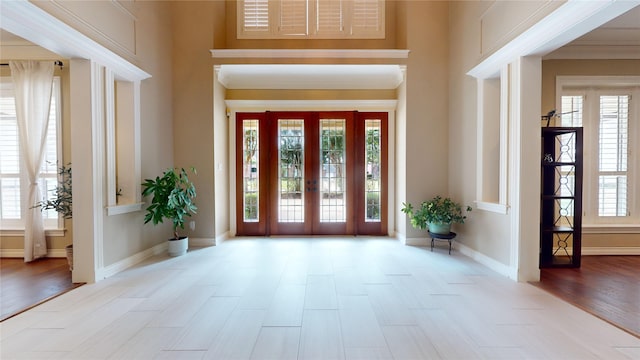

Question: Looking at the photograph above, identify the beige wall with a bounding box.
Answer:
[170,1,219,242]
[448,1,566,267]
[400,1,450,239]
[103,0,176,264]
[448,1,511,265]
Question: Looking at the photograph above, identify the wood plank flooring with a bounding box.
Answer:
[533,255,640,339]
[0,257,82,321]
[1,238,639,359]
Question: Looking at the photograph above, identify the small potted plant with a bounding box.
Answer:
[141,167,197,256]
[401,195,471,235]
[34,163,73,270]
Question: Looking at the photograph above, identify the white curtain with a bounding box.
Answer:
[10,60,54,262]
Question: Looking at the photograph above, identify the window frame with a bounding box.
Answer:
[0,76,63,231]
[237,0,385,40]
[556,76,640,228]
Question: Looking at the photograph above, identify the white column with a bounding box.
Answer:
[70,59,105,283]
[509,56,542,282]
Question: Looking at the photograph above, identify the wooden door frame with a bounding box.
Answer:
[235,110,388,236]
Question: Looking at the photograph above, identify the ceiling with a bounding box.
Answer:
[1,4,638,89]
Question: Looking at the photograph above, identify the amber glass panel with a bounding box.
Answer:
[278,119,305,222]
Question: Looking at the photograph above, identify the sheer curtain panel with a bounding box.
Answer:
[10,60,54,262]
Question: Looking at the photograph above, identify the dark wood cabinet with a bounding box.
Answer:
[540,127,583,268]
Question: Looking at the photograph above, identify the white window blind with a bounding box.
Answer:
[238,0,384,39]
[560,95,583,127]
[560,89,635,223]
[0,77,61,229]
[351,0,382,35]
[243,0,270,33]
[279,0,308,35]
[598,95,629,217]
[0,83,21,221]
[316,0,343,34]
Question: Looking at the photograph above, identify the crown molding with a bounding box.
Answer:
[211,49,410,60]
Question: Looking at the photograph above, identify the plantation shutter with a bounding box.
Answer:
[598,95,629,217]
[279,0,308,35]
[316,0,343,35]
[242,0,270,33]
[351,0,383,37]
[0,82,21,220]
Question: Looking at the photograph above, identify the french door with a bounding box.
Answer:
[236,111,387,236]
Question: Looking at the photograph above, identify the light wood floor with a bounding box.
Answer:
[1,238,639,359]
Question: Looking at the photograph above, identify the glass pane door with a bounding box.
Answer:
[319,119,346,223]
[236,111,386,236]
[277,119,305,223]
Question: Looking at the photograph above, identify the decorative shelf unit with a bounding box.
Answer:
[540,127,583,268]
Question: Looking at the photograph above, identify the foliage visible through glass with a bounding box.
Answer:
[365,120,381,222]
[243,120,259,222]
[278,120,304,222]
[320,119,346,223]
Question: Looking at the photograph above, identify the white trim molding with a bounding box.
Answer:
[1,229,67,237]
[225,100,398,112]
[106,202,144,216]
[475,201,509,215]
[100,241,168,279]
[211,49,410,60]
[0,248,68,258]
[457,242,518,280]
[583,225,640,234]
[189,237,216,247]
[582,247,640,255]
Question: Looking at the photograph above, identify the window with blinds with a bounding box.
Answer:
[238,0,384,39]
[242,0,270,33]
[560,90,635,223]
[598,95,629,217]
[0,77,62,229]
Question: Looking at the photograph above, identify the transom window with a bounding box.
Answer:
[238,0,385,39]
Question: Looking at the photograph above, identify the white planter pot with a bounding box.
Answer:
[168,236,188,256]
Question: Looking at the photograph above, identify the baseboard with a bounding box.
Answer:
[189,237,216,247]
[581,247,640,255]
[456,242,518,280]
[0,248,67,258]
[100,242,168,279]
[402,236,429,246]
[216,231,230,245]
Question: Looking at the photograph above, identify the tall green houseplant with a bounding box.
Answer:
[142,167,197,240]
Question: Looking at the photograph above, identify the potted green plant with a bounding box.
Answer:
[401,196,472,235]
[141,167,197,256]
[34,163,73,270]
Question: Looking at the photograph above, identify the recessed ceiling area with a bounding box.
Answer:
[216,64,405,90]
